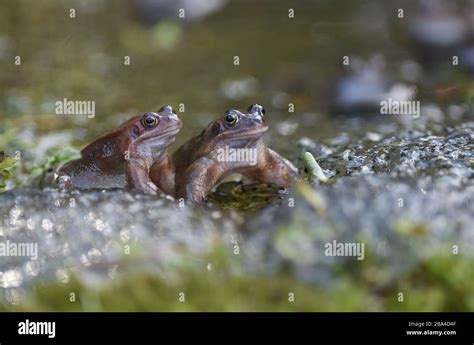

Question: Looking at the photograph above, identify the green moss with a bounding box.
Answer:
[30,147,81,178]
[0,151,18,192]
[207,181,284,210]
[2,252,473,312]
[3,271,367,312]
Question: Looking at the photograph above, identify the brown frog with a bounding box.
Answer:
[154,104,299,202]
[57,105,181,195]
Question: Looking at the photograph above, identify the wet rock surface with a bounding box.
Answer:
[1,120,472,305]
[310,121,474,185]
[243,121,473,284]
[0,189,238,303]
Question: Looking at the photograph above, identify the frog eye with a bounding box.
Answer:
[142,113,159,128]
[224,112,239,127]
[158,105,175,115]
[248,104,265,117]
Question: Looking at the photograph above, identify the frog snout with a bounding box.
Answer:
[165,113,182,127]
[250,114,265,124]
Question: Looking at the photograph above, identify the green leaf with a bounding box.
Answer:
[303,151,328,183]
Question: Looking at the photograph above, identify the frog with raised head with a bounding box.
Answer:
[57,105,182,195]
[157,104,299,202]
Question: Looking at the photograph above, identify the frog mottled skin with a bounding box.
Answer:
[154,104,299,202]
[58,105,181,195]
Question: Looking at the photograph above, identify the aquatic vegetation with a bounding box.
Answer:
[207,181,285,210]
[30,148,82,179]
[0,152,18,193]
[2,246,473,312]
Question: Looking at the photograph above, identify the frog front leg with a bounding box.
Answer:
[243,148,299,188]
[126,158,161,195]
[176,157,224,203]
[149,153,176,197]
